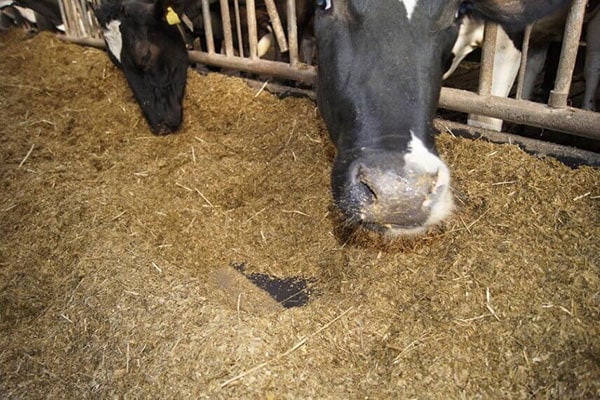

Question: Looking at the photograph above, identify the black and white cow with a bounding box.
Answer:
[93,0,188,134]
[1,0,63,32]
[314,0,571,236]
[444,1,600,130]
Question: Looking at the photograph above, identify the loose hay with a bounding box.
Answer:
[0,30,599,398]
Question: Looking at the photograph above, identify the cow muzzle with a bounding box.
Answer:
[334,147,454,236]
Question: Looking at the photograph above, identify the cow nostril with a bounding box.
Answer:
[355,165,379,203]
[359,176,378,201]
[154,124,173,135]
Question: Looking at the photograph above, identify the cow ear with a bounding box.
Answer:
[472,0,570,30]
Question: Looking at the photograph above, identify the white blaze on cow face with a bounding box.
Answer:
[400,133,454,232]
[103,19,123,63]
[399,0,418,20]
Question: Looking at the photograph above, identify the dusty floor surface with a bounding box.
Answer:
[1,30,599,399]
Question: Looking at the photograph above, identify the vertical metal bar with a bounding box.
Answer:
[94,0,101,37]
[264,0,288,53]
[515,25,533,100]
[219,0,234,57]
[62,0,72,37]
[478,22,498,96]
[87,0,102,38]
[67,0,79,37]
[78,0,91,37]
[287,0,298,65]
[548,0,587,108]
[73,0,83,37]
[201,0,215,54]
[233,0,244,57]
[58,0,68,36]
[83,0,98,38]
[246,0,258,59]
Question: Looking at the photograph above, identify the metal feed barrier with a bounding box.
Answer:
[58,0,600,140]
[438,0,600,140]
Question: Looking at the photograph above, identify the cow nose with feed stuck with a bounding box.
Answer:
[336,136,454,236]
[350,154,448,230]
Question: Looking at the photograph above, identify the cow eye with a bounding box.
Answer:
[316,0,332,11]
[455,1,472,20]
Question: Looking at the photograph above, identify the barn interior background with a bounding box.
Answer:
[58,0,600,156]
[0,0,599,398]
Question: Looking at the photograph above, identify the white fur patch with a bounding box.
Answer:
[399,0,418,20]
[13,5,35,23]
[402,133,454,231]
[404,133,446,175]
[257,33,273,58]
[103,20,123,64]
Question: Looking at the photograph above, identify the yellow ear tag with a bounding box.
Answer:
[166,7,181,25]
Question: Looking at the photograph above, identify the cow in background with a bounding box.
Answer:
[314,0,572,236]
[168,0,315,63]
[444,1,600,130]
[93,0,188,134]
[1,0,63,32]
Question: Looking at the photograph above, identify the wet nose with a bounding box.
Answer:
[153,123,175,135]
[336,148,452,234]
[351,158,441,227]
[152,112,182,135]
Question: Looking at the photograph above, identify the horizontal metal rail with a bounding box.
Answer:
[434,119,600,167]
[439,88,600,140]
[188,50,316,85]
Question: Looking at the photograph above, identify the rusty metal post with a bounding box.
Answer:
[219,0,234,57]
[515,25,533,100]
[439,87,600,140]
[233,0,244,57]
[265,0,288,53]
[58,1,68,35]
[201,0,215,54]
[287,0,298,65]
[246,0,258,59]
[548,0,588,108]
[478,22,498,96]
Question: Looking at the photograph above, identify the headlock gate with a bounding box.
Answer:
[59,0,600,141]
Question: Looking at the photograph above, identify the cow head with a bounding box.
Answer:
[314,0,570,236]
[94,0,188,134]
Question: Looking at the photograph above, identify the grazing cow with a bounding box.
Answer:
[93,0,188,134]
[314,0,571,236]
